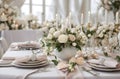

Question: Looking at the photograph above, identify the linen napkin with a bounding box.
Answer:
[14,55,47,63]
[2,56,15,60]
[88,58,118,68]
[10,41,40,50]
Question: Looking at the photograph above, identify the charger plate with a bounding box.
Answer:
[89,63,120,72]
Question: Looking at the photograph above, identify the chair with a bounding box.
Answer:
[0,30,43,55]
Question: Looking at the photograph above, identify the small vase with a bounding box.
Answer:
[54,47,78,61]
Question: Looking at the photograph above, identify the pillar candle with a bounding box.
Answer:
[81,13,84,24]
[116,12,119,24]
[88,11,91,23]
[105,10,108,24]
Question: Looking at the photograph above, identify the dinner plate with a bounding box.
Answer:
[89,63,116,69]
[90,65,120,72]
[15,60,48,66]
[12,62,49,68]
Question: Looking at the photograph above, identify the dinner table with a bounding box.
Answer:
[0,42,120,79]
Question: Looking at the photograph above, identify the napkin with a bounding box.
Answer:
[88,58,118,68]
[14,55,47,63]
[10,41,40,50]
[103,58,118,68]
[2,56,15,60]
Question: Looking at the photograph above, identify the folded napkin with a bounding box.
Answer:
[14,55,47,63]
[2,56,15,60]
[10,41,40,50]
[104,58,118,68]
[88,58,118,68]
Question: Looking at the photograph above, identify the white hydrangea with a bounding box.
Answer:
[58,34,68,43]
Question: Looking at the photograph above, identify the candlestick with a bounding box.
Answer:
[96,10,98,24]
[116,12,119,24]
[68,12,72,29]
[55,13,59,29]
[105,10,108,24]
[81,13,84,24]
[88,11,91,23]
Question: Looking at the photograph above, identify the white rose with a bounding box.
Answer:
[49,28,56,34]
[58,34,68,43]
[53,31,61,38]
[72,42,77,46]
[47,34,53,39]
[69,34,76,41]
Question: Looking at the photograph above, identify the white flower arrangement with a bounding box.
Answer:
[95,24,120,49]
[41,27,87,53]
[25,14,41,29]
[0,1,19,30]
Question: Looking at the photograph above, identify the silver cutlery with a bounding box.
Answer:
[82,66,100,76]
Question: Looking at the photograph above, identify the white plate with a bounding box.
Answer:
[90,66,120,72]
[89,63,116,69]
[15,60,48,66]
[12,62,49,68]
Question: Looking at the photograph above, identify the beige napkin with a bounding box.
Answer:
[14,55,47,63]
[88,58,118,68]
[10,41,40,50]
[2,57,15,60]
[103,59,118,68]
[18,41,40,48]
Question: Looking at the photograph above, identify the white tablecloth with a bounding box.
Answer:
[1,48,120,79]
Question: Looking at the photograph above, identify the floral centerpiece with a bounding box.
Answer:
[41,26,87,60]
[0,1,19,30]
[95,23,119,56]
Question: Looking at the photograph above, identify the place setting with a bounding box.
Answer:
[0,54,49,69]
[87,57,120,72]
[10,41,41,51]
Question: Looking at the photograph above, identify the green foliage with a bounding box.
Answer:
[68,62,76,72]
[51,56,59,65]
[103,52,109,57]
[116,55,120,62]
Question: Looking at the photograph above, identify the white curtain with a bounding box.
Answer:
[50,0,90,24]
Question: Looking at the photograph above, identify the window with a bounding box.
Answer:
[91,0,101,14]
[21,0,54,23]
